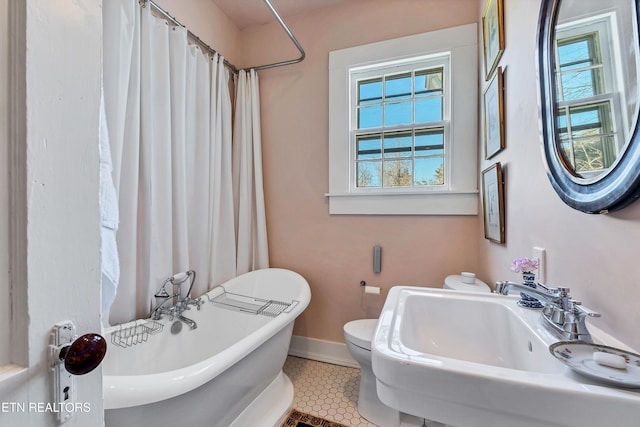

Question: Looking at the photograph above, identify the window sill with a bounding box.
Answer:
[325,191,478,215]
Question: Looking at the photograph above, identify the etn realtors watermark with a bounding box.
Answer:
[1,401,91,413]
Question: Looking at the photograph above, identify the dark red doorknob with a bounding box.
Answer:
[58,333,107,375]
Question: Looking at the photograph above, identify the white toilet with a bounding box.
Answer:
[344,318,400,427]
[343,273,489,426]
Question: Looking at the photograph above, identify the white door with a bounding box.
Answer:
[0,0,104,426]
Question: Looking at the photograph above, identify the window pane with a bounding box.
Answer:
[558,102,617,174]
[570,135,617,172]
[384,101,412,126]
[556,33,605,101]
[415,68,443,96]
[358,78,382,105]
[569,105,601,129]
[415,128,444,156]
[356,134,382,159]
[560,68,604,100]
[383,159,412,187]
[415,97,443,122]
[556,107,568,137]
[414,157,444,185]
[558,39,593,71]
[358,105,382,128]
[357,161,382,187]
[568,102,612,137]
[383,131,412,158]
[385,73,412,101]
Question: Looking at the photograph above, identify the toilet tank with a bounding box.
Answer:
[444,272,490,293]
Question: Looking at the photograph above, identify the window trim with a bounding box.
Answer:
[327,23,478,215]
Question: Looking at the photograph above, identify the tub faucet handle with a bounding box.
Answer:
[154,288,170,299]
[186,296,204,310]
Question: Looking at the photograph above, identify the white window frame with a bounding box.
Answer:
[327,23,478,215]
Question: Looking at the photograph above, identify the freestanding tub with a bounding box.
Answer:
[103,268,311,427]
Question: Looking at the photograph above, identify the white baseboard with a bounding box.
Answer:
[288,335,359,368]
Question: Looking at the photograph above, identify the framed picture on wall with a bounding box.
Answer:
[483,0,505,80]
[484,66,505,159]
[482,162,505,244]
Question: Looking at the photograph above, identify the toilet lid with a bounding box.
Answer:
[343,319,378,351]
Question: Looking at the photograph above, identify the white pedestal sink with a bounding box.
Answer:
[372,286,640,427]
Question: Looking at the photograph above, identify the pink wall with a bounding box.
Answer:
[477,0,640,351]
[155,0,640,350]
[240,0,480,342]
[153,0,241,66]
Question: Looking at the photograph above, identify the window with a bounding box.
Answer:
[555,13,627,178]
[352,58,448,190]
[328,24,478,215]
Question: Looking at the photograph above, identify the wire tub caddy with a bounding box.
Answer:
[109,290,297,348]
[210,290,299,317]
[111,320,164,348]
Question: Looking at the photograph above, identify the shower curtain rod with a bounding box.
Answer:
[146,0,305,74]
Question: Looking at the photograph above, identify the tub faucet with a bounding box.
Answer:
[151,293,174,321]
[495,281,601,342]
[150,271,199,329]
[176,313,197,330]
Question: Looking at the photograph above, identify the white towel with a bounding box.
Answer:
[100,87,120,327]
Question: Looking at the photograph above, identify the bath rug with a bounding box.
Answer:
[281,409,350,427]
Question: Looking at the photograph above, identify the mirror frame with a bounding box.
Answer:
[537,0,640,213]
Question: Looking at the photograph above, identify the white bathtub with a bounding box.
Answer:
[103,268,311,427]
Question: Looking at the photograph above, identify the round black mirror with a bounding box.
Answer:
[538,0,640,213]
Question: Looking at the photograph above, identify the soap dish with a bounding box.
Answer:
[549,341,640,388]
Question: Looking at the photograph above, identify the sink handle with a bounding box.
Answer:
[573,301,601,318]
[534,282,553,292]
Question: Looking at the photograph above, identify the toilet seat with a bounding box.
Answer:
[343,319,377,351]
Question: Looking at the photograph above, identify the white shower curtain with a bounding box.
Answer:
[234,70,269,274]
[102,0,254,325]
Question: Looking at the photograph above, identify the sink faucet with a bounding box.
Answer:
[495,281,601,342]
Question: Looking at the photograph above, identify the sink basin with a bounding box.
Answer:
[399,291,563,373]
[372,286,640,427]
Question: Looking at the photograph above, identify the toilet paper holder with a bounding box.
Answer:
[359,280,381,295]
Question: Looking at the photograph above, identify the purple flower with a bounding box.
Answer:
[510,257,539,273]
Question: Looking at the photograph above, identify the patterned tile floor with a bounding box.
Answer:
[283,356,378,427]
